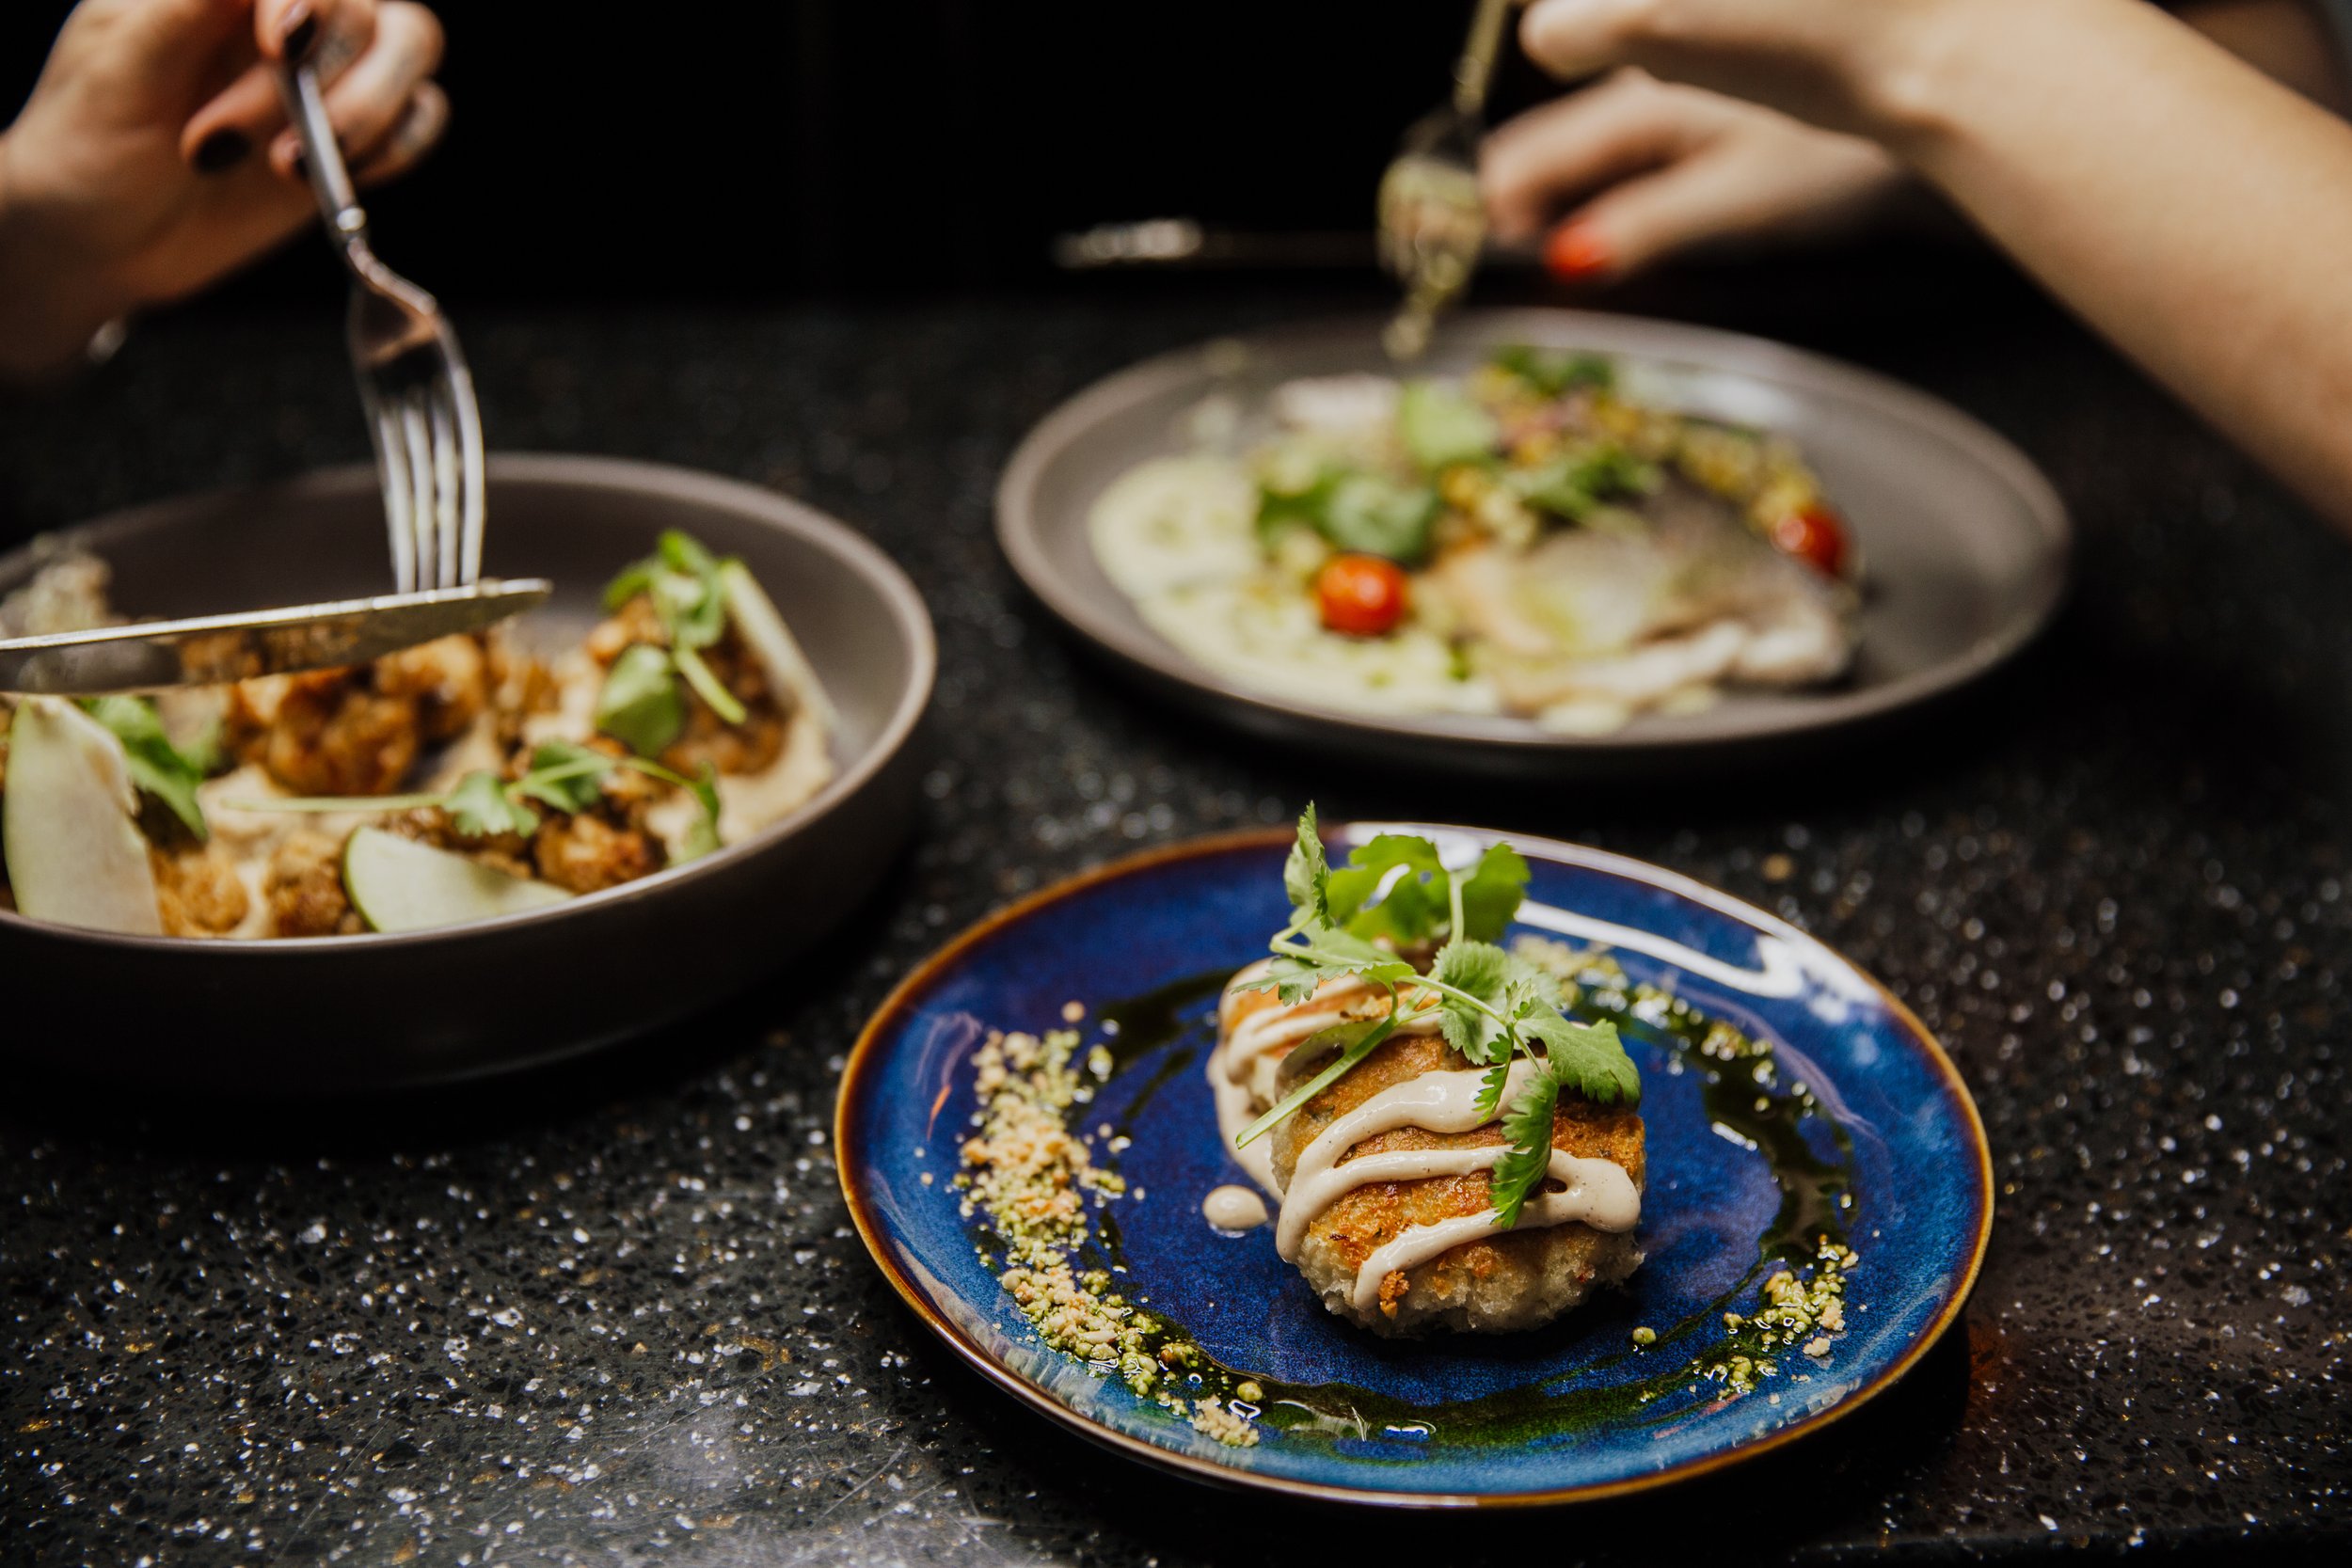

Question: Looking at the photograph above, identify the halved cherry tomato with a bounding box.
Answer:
[1771,505,1851,578]
[1315,553,1409,637]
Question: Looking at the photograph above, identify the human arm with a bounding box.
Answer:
[1508,0,2352,531]
[1485,1,2348,282]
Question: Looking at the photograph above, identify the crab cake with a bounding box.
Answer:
[1270,1032,1645,1337]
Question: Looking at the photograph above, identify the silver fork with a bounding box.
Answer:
[1377,0,1518,360]
[276,56,485,592]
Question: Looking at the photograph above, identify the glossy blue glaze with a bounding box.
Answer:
[839,824,1993,1504]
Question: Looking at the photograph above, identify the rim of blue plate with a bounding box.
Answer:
[835,825,1996,1509]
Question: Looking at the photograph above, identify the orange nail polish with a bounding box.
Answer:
[1545,223,1612,280]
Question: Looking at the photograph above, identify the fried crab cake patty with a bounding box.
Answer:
[1270,1033,1645,1337]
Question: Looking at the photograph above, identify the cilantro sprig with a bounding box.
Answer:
[1235,805,1641,1228]
[82,696,221,842]
[224,740,723,861]
[596,530,749,753]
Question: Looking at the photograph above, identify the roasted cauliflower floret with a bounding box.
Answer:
[151,844,249,937]
[229,635,492,797]
[264,831,361,937]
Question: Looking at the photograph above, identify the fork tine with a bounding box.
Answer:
[448,363,486,585]
[426,388,460,590]
[399,390,439,591]
[368,393,418,594]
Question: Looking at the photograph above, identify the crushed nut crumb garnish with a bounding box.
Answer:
[956,1026,1260,1447]
[1516,938,1866,1402]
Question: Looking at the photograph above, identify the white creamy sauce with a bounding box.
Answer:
[1201,1185,1270,1232]
[1205,972,1640,1308]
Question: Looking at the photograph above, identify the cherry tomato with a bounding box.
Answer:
[1315,553,1410,637]
[1771,505,1851,578]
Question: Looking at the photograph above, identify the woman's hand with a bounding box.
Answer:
[1483,67,1906,281]
[1505,0,2352,532]
[0,0,448,378]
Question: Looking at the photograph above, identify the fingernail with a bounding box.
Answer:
[1544,222,1612,280]
[192,129,249,173]
[281,1,318,59]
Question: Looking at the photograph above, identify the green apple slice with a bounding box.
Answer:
[3,697,164,935]
[341,826,571,933]
[718,561,836,736]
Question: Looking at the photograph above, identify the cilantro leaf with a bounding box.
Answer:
[1491,344,1615,397]
[81,695,212,841]
[1518,1014,1642,1107]
[1455,843,1531,942]
[1490,1063,1564,1228]
[511,741,612,815]
[443,769,539,839]
[1244,920,1415,1004]
[1473,1058,1512,1121]
[1326,833,1448,944]
[673,642,749,725]
[604,530,739,656]
[631,757,723,861]
[595,643,686,758]
[1397,379,1500,471]
[1282,803,1331,927]
[1430,938,1514,1064]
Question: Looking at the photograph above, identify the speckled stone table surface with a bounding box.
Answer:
[2,273,2347,1566]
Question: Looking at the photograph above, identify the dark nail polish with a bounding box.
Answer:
[192,129,248,173]
[282,3,318,60]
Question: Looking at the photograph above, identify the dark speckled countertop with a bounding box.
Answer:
[2,269,2347,1565]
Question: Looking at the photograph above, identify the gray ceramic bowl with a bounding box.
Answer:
[0,454,933,1093]
[998,309,2071,776]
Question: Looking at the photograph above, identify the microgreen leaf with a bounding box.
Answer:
[1490,1063,1564,1228]
[595,643,686,757]
[444,769,539,839]
[1518,1014,1642,1107]
[81,695,212,841]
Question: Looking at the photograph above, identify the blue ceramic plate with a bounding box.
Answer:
[838,824,1992,1507]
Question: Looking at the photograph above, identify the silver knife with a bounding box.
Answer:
[0,578,551,696]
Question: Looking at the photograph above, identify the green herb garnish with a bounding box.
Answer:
[223,741,723,860]
[1491,344,1616,397]
[1234,805,1640,1228]
[598,530,749,750]
[594,642,687,757]
[1512,443,1661,523]
[1257,467,1441,565]
[81,696,217,841]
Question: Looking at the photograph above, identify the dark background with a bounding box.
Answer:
[2,0,1579,305]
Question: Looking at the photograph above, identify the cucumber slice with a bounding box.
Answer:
[718,561,836,736]
[3,697,164,935]
[341,826,571,933]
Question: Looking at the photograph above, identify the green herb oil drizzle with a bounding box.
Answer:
[968,946,1862,1454]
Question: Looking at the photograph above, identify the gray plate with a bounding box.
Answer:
[0,454,933,1094]
[997,309,2070,774]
